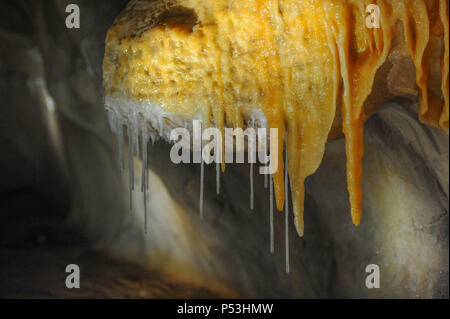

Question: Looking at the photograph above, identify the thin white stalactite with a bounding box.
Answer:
[200,158,204,220]
[216,162,220,195]
[141,121,149,234]
[128,123,134,210]
[135,125,140,161]
[285,148,290,274]
[159,118,164,137]
[270,174,274,254]
[250,162,254,210]
[117,118,125,174]
[200,123,204,220]
[141,126,146,193]
[249,119,255,209]
[143,178,148,234]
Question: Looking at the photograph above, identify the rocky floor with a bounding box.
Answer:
[0,189,223,299]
